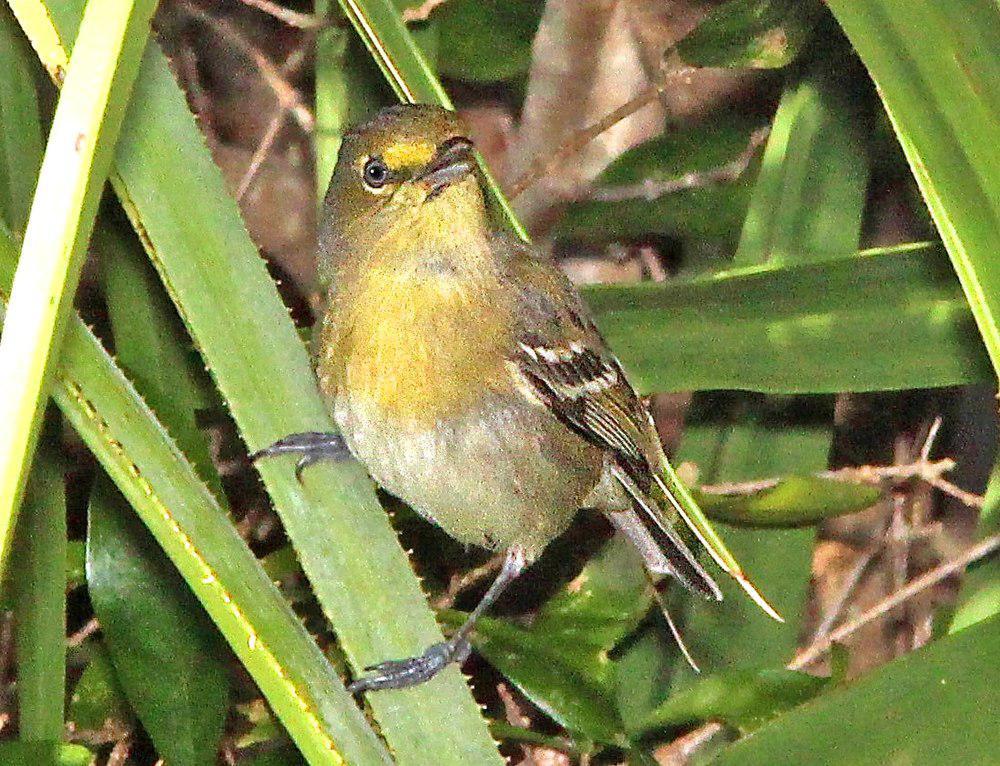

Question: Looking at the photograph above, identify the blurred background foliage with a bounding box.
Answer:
[0,0,998,763]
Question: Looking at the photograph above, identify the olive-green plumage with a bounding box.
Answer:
[314,105,715,585]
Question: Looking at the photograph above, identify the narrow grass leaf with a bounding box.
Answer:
[13,435,66,741]
[0,0,156,578]
[0,4,42,235]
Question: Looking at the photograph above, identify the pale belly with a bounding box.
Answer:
[334,389,603,556]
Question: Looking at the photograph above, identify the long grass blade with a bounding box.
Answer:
[0,0,156,577]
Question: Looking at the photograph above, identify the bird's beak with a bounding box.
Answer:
[419,136,474,198]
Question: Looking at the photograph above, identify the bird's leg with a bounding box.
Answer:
[250,431,352,480]
[348,545,527,693]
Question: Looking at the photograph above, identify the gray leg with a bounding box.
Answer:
[348,546,527,693]
[250,431,352,480]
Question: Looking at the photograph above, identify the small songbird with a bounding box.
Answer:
[255,104,778,693]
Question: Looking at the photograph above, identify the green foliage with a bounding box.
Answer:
[714,615,1000,765]
[675,0,822,69]
[0,0,997,763]
[87,480,229,766]
[436,0,542,82]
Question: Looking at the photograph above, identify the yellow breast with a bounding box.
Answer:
[323,264,510,426]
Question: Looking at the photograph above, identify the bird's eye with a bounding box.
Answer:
[362,158,390,190]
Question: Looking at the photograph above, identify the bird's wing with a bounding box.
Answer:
[504,249,721,600]
[503,247,783,619]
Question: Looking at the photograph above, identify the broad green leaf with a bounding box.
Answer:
[675,418,827,679]
[0,741,93,766]
[68,645,132,731]
[0,5,42,235]
[0,0,156,583]
[713,615,1000,765]
[637,668,825,735]
[697,476,879,528]
[826,0,1000,376]
[584,244,989,394]
[436,0,542,83]
[558,120,760,244]
[0,230,391,766]
[675,0,820,69]
[87,478,229,766]
[13,436,66,741]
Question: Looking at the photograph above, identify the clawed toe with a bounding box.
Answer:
[347,639,471,693]
[250,432,352,479]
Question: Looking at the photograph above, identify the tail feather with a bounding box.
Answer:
[610,464,723,601]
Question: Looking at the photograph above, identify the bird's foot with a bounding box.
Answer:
[250,431,352,480]
[347,638,472,693]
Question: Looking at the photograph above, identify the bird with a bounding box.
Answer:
[253,104,779,694]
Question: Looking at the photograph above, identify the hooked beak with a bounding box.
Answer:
[419,136,474,198]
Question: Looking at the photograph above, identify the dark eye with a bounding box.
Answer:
[362,158,390,189]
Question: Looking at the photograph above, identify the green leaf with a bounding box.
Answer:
[950,461,1000,632]
[0,0,157,584]
[87,478,229,766]
[436,0,542,83]
[637,668,826,734]
[583,244,989,394]
[675,0,820,69]
[697,476,879,528]
[735,74,868,264]
[826,0,1000,377]
[0,741,93,766]
[674,419,827,678]
[68,645,132,732]
[0,4,42,235]
[713,616,1000,765]
[96,222,224,501]
[558,120,759,244]
[13,436,67,741]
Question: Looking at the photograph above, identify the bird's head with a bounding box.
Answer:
[319,105,491,282]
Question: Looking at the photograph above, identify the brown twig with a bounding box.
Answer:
[236,41,312,201]
[654,722,728,765]
[508,68,698,200]
[788,532,1000,670]
[67,617,99,648]
[402,0,449,22]
[590,126,770,202]
[237,0,328,29]
[699,457,984,510]
[431,553,505,610]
